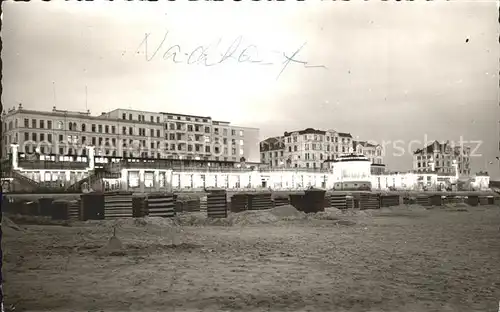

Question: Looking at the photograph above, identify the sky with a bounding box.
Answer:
[2,1,499,177]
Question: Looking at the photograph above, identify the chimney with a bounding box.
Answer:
[52,106,57,112]
[18,103,23,110]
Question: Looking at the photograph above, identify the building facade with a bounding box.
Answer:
[353,140,385,174]
[260,128,355,169]
[1,104,260,163]
[413,140,471,176]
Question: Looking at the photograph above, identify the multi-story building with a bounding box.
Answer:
[259,136,286,167]
[353,140,385,174]
[413,140,471,175]
[1,104,260,163]
[260,128,354,169]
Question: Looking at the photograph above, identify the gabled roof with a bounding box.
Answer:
[260,136,285,151]
[353,140,379,148]
[283,128,326,137]
[282,128,353,138]
[338,132,353,138]
[414,140,453,155]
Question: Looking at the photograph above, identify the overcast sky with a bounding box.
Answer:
[2,1,499,176]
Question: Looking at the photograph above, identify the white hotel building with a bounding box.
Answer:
[1,104,260,163]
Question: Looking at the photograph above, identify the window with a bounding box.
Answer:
[156,130,160,137]
[205,126,210,133]
[105,125,109,133]
[24,119,29,128]
[24,132,29,141]
[40,120,45,129]
[82,124,86,132]
[239,130,244,136]
[31,119,37,128]
[150,116,154,122]
[129,127,133,135]
[47,120,52,129]
[122,127,126,134]
[239,139,244,145]
[239,148,244,155]
[129,114,132,120]
[82,136,86,144]
[59,147,64,155]
[122,113,126,120]
[98,125,102,133]
[112,126,116,134]
[40,133,45,141]
[32,133,37,141]
[156,117,160,123]
[92,137,96,145]
[205,146,210,153]
[231,130,236,136]
[48,134,52,142]
[91,124,96,132]
[150,129,154,137]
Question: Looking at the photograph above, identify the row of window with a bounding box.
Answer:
[416,161,469,168]
[17,132,245,147]
[128,113,161,123]
[21,144,240,162]
[268,159,326,169]
[416,154,470,160]
[21,133,245,155]
[165,123,244,137]
[262,145,345,154]
[263,151,361,162]
[261,143,365,154]
[11,118,246,138]
[123,112,211,124]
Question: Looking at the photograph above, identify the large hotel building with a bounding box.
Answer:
[260,128,385,173]
[1,104,260,163]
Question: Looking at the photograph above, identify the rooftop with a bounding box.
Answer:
[282,128,353,138]
[414,140,471,155]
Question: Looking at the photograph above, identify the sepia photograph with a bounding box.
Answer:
[0,1,499,311]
